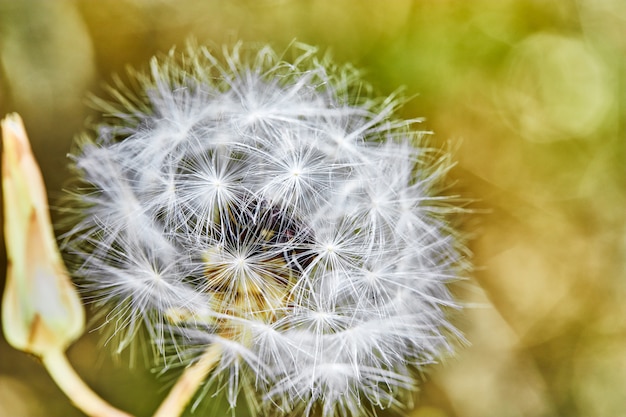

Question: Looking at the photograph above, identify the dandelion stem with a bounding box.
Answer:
[153,343,223,417]
[41,349,134,417]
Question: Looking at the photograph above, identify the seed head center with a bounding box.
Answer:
[204,200,315,321]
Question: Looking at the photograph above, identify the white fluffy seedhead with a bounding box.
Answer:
[63,42,469,417]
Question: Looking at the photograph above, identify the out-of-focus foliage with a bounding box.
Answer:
[0,1,623,416]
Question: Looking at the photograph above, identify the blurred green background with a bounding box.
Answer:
[0,0,624,416]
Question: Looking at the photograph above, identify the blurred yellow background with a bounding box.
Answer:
[0,1,624,416]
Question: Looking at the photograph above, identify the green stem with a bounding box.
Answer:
[152,344,222,417]
[41,349,134,417]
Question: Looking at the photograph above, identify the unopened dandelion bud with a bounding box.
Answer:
[65,43,469,416]
[1,114,85,356]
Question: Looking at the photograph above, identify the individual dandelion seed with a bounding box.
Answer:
[62,42,470,417]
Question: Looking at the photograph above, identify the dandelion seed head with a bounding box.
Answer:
[63,42,470,417]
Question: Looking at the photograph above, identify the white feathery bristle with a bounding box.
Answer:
[63,42,469,417]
